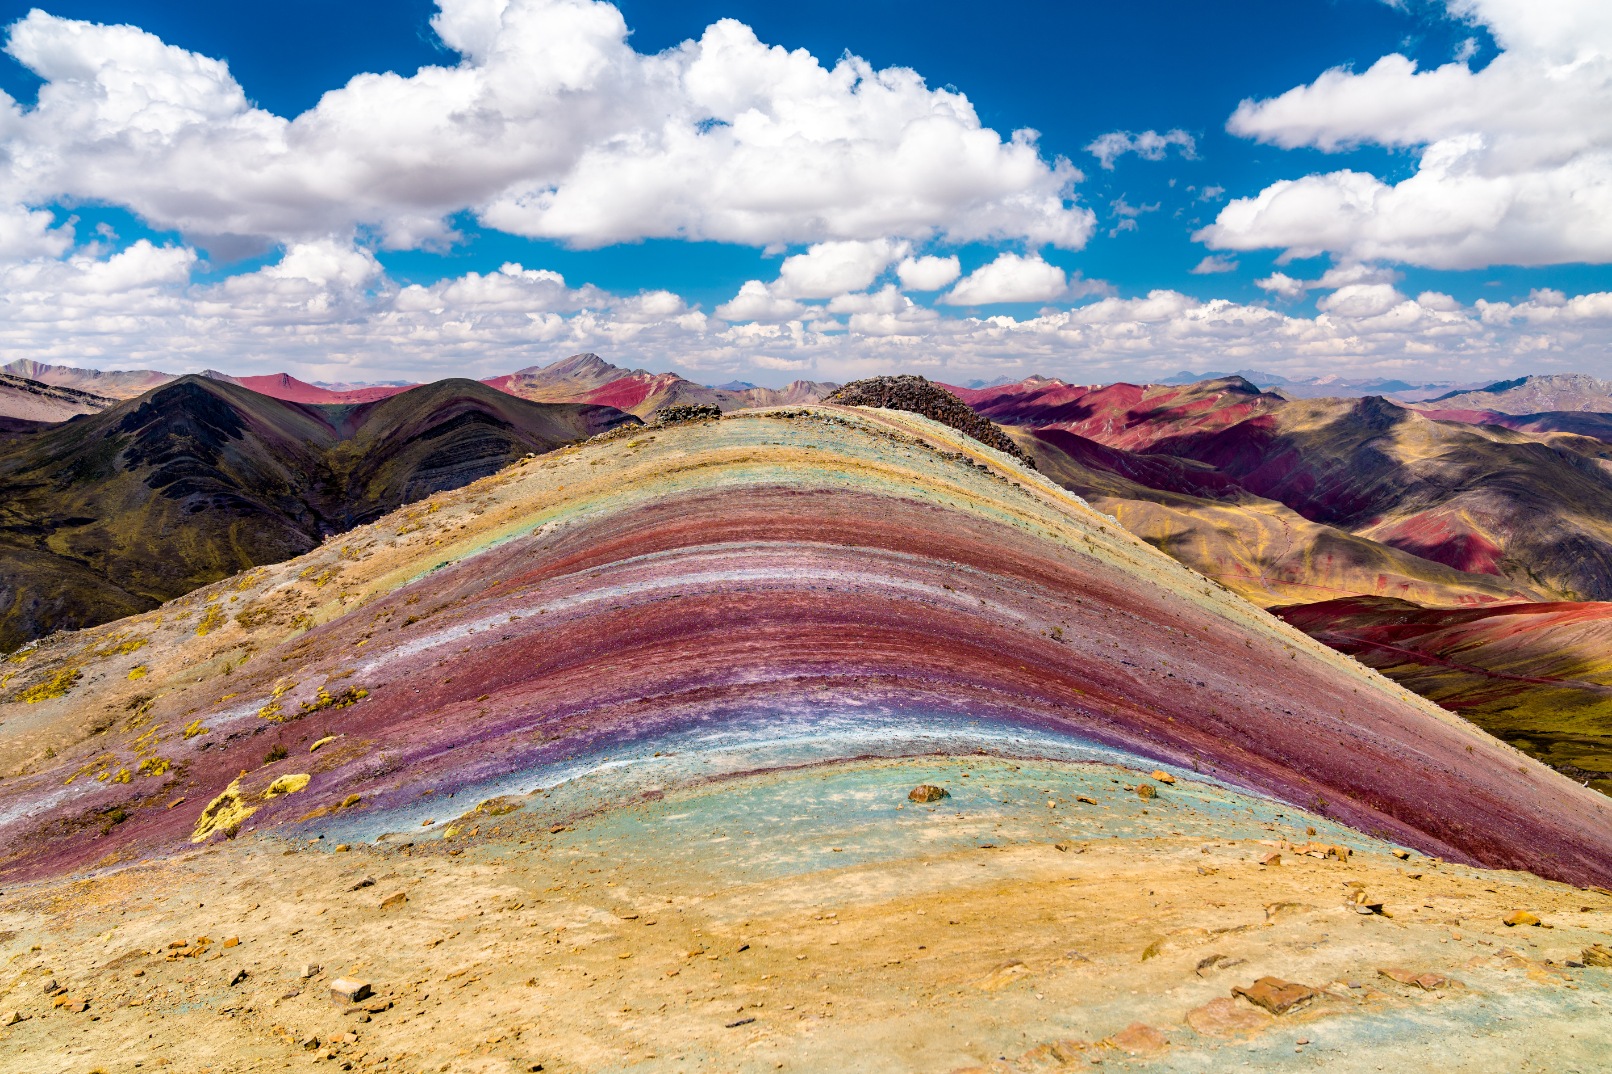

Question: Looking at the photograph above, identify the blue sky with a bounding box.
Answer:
[0,0,1608,384]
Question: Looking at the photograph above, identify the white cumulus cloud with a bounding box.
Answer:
[771,240,908,300]
[1199,0,1612,268]
[0,2,1094,254]
[942,253,1068,305]
[896,254,962,291]
[714,280,807,324]
[3,235,1612,387]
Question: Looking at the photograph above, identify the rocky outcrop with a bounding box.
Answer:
[826,375,1035,467]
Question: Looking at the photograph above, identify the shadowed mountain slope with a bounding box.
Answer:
[3,405,1610,891]
[0,377,635,650]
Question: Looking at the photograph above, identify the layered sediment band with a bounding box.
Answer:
[3,407,1609,887]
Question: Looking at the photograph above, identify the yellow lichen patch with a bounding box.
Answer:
[309,735,338,753]
[17,666,81,703]
[258,679,297,722]
[232,568,266,593]
[127,665,149,680]
[182,719,209,739]
[67,755,115,786]
[94,636,148,658]
[138,757,170,777]
[133,729,159,754]
[195,603,227,636]
[110,768,131,784]
[233,603,275,630]
[298,564,343,588]
[264,773,310,797]
[297,685,368,717]
[191,777,255,843]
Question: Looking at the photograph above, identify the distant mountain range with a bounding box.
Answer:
[957,374,1612,603]
[0,375,633,651]
[0,358,173,400]
[1160,368,1487,400]
[0,355,840,422]
[0,372,115,429]
[10,354,1612,425]
[1416,372,1612,413]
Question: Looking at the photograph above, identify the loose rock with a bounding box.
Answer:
[651,403,722,425]
[1378,968,1452,991]
[330,978,372,1004]
[1104,1022,1169,1056]
[1503,910,1541,927]
[908,784,949,803]
[1185,997,1273,1038]
[1150,770,1176,785]
[1231,977,1320,1016]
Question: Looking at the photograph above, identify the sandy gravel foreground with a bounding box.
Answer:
[2,757,1610,1074]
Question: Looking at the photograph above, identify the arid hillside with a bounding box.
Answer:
[0,376,634,650]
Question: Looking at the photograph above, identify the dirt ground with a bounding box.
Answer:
[3,757,1610,1074]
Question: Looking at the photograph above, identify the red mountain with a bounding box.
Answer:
[200,370,413,405]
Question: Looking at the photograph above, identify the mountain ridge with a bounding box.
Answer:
[1418,373,1612,414]
[0,375,635,650]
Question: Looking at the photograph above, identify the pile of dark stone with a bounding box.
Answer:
[650,403,723,425]
[825,375,1035,468]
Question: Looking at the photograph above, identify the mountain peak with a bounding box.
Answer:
[1426,373,1612,414]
